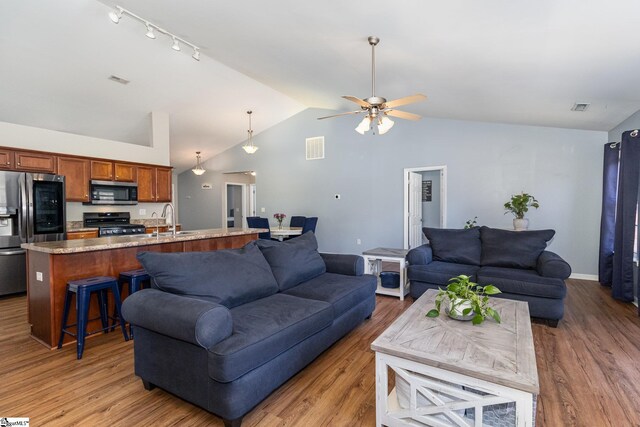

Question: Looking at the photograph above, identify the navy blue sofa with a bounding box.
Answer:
[407,226,571,326]
[121,232,376,427]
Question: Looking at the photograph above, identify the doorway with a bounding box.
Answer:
[403,166,447,250]
[224,183,246,228]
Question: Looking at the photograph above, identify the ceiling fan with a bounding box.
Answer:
[318,36,426,135]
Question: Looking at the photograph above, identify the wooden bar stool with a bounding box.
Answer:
[111,269,151,337]
[58,276,130,359]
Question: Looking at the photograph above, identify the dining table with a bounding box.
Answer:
[270,226,303,241]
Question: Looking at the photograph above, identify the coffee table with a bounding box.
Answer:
[371,289,539,426]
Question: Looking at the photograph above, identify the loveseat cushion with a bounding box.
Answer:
[208,293,333,383]
[283,272,376,318]
[423,227,482,265]
[477,266,566,299]
[257,231,326,291]
[137,242,278,309]
[407,261,479,286]
[480,226,555,269]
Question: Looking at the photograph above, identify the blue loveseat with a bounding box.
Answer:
[407,226,571,326]
[121,232,376,427]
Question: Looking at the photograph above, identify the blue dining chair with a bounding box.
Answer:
[289,216,306,228]
[247,216,271,239]
[302,217,318,234]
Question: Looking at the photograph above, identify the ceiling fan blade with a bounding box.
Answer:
[383,94,427,109]
[342,96,371,108]
[385,110,422,121]
[317,110,362,120]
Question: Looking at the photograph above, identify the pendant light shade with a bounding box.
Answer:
[191,151,205,175]
[242,111,258,154]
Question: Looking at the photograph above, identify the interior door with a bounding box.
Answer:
[408,172,423,249]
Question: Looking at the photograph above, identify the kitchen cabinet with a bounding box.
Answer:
[15,151,56,173]
[90,160,113,180]
[155,167,172,202]
[56,157,90,202]
[66,230,99,240]
[137,166,172,202]
[0,150,14,169]
[114,163,136,182]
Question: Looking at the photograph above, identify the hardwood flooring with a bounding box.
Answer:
[0,279,639,426]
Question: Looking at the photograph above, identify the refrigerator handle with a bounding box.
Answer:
[18,174,28,243]
[26,174,34,242]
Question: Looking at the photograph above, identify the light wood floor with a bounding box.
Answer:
[1,279,639,426]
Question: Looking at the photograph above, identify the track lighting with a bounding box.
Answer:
[108,6,201,61]
[191,152,206,175]
[243,111,259,154]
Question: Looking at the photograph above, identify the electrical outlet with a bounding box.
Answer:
[139,208,146,216]
[356,239,361,245]
[36,272,43,282]
[261,207,266,213]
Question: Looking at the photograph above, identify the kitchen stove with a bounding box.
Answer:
[83,212,146,237]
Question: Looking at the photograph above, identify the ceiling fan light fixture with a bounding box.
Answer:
[378,116,394,135]
[355,116,372,135]
[191,151,206,175]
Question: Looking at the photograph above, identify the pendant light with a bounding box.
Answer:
[242,111,258,154]
[191,151,205,175]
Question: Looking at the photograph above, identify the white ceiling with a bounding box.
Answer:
[2,0,640,171]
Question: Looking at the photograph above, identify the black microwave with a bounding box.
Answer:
[86,180,138,205]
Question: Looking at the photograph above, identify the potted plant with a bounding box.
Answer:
[426,275,501,325]
[504,192,539,230]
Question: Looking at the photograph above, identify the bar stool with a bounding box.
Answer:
[58,276,129,359]
[111,269,151,337]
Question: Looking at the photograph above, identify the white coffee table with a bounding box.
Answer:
[362,247,409,300]
[371,289,539,426]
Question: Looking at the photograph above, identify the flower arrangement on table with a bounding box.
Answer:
[273,213,286,229]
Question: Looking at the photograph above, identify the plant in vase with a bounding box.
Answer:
[273,213,286,229]
[504,192,539,231]
[426,275,502,325]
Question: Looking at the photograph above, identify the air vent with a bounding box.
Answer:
[108,75,130,85]
[306,136,325,160]
[571,103,590,112]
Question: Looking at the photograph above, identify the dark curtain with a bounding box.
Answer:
[611,130,640,301]
[598,143,620,285]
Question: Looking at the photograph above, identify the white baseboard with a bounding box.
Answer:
[569,273,598,281]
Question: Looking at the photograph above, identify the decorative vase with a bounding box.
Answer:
[445,298,474,321]
[513,218,529,231]
[277,220,283,229]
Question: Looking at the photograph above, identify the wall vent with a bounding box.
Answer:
[571,102,590,112]
[306,136,325,160]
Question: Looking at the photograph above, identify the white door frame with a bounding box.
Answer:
[248,183,257,217]
[222,182,247,228]
[403,166,447,249]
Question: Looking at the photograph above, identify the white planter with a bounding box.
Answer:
[513,218,529,231]
[447,298,474,321]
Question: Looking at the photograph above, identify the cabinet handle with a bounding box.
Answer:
[17,162,20,166]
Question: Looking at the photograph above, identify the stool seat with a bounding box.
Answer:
[58,276,129,359]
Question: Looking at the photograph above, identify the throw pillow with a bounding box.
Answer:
[257,231,326,291]
[422,227,482,266]
[137,241,279,308]
[480,226,555,269]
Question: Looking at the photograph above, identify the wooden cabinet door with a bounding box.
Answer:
[136,166,155,202]
[15,151,55,173]
[114,163,136,182]
[57,157,90,202]
[155,167,172,202]
[0,149,14,169]
[90,160,113,180]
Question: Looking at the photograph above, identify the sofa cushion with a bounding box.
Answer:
[477,266,566,299]
[480,226,555,269]
[423,227,482,265]
[208,293,333,383]
[407,261,479,286]
[283,272,376,318]
[137,241,278,309]
[257,231,326,291]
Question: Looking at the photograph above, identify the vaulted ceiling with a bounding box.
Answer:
[2,0,639,171]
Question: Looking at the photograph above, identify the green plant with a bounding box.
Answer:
[503,192,539,219]
[464,216,478,229]
[426,275,502,325]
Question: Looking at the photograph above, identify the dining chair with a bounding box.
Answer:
[289,216,306,228]
[247,216,271,239]
[302,217,318,234]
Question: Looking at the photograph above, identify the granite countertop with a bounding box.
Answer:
[22,228,266,254]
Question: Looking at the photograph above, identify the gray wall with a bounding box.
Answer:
[421,170,441,229]
[178,108,606,275]
[609,108,640,141]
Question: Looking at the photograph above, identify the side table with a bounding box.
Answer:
[362,247,409,300]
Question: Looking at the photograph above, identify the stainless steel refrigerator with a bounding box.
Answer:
[0,171,66,295]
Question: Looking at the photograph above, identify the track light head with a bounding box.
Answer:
[145,23,156,39]
[108,7,123,24]
[192,48,200,61]
[171,37,181,51]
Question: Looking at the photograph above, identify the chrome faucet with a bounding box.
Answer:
[161,203,176,236]
[151,211,159,237]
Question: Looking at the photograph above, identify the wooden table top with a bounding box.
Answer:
[371,289,539,394]
[362,247,408,258]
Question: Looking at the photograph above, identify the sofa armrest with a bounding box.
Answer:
[536,251,571,279]
[407,244,433,266]
[320,253,364,276]
[121,289,233,349]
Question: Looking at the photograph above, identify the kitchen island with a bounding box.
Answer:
[22,228,264,349]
